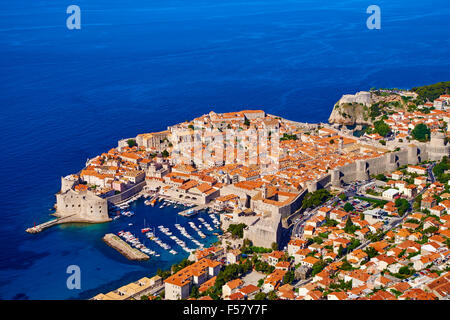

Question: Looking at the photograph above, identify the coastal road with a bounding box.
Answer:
[428,163,436,183]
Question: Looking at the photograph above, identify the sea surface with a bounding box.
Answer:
[0,0,449,299]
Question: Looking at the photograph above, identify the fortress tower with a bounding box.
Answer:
[306,181,318,193]
[356,160,369,181]
[428,132,449,161]
[386,153,399,173]
[331,169,341,188]
[407,144,420,164]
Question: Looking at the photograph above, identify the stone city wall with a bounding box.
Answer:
[106,181,146,204]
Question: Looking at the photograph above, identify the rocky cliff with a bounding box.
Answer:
[328,91,372,125]
[328,91,405,125]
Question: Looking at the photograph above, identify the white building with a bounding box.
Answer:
[382,188,399,200]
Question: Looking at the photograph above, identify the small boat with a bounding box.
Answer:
[141,219,150,233]
[128,223,133,226]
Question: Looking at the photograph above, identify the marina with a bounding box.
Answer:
[106,195,222,261]
[117,230,158,257]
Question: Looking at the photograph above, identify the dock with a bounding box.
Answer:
[26,214,76,234]
[178,204,208,217]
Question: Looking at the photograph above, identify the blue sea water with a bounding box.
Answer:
[0,0,449,299]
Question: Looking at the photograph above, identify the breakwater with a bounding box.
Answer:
[103,233,150,261]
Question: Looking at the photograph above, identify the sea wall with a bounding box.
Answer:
[330,144,431,187]
[106,181,146,204]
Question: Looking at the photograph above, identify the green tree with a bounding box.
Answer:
[340,259,353,271]
[257,279,264,287]
[411,81,450,101]
[280,133,298,141]
[172,258,194,274]
[161,149,169,157]
[227,223,247,238]
[344,217,358,234]
[411,123,431,142]
[433,156,450,183]
[267,291,278,300]
[347,238,361,251]
[373,120,391,137]
[313,236,324,244]
[413,194,422,210]
[311,260,326,276]
[364,246,378,258]
[283,271,295,284]
[302,189,332,209]
[324,219,339,227]
[337,245,345,258]
[395,198,410,216]
[127,139,137,148]
[190,285,199,298]
[343,202,354,213]
[398,266,413,276]
[254,292,267,300]
[156,268,171,279]
[271,242,279,251]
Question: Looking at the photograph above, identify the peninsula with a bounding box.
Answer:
[26,82,450,300]
[28,83,450,251]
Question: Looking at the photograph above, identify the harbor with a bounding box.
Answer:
[104,195,222,264]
